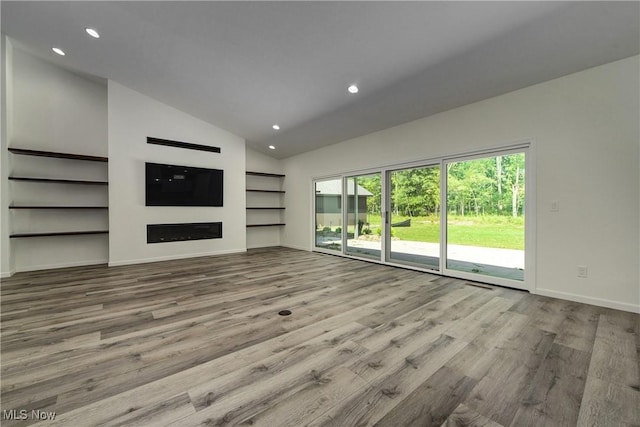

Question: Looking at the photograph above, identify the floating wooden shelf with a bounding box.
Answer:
[246,207,285,210]
[246,171,285,178]
[8,149,110,241]
[10,230,109,238]
[9,176,108,185]
[9,206,108,210]
[8,148,108,162]
[246,189,285,193]
[246,223,285,227]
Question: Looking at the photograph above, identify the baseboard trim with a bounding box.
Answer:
[108,248,247,267]
[1,270,15,278]
[14,259,108,274]
[535,288,640,313]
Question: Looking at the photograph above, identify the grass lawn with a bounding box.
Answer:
[366,215,524,250]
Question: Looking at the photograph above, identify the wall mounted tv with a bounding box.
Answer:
[145,162,223,207]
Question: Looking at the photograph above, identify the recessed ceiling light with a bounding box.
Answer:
[52,47,65,56]
[272,124,280,130]
[348,84,359,94]
[268,145,276,150]
[85,28,100,38]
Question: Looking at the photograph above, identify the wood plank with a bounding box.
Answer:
[510,343,591,426]
[101,392,195,427]
[441,403,504,427]
[587,313,640,391]
[171,340,370,426]
[374,366,477,427]
[577,376,640,426]
[308,334,467,426]
[462,326,556,426]
[552,301,600,352]
[237,366,369,427]
[445,311,530,381]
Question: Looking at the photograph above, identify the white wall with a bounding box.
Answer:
[246,147,283,175]
[0,35,14,277]
[4,44,109,273]
[282,56,640,313]
[246,148,284,248]
[108,81,246,266]
[11,48,107,156]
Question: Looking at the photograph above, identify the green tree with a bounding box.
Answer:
[447,153,525,217]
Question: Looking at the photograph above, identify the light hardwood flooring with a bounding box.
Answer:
[1,247,638,426]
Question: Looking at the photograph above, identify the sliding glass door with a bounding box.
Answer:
[443,151,526,287]
[387,165,440,270]
[312,144,531,291]
[345,173,382,260]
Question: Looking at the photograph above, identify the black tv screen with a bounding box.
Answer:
[145,162,223,206]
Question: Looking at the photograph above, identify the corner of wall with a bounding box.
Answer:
[1,35,15,277]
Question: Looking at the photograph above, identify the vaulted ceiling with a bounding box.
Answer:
[2,2,639,158]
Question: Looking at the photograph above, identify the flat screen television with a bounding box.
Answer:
[145,162,223,206]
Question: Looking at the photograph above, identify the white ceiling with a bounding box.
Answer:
[2,2,639,159]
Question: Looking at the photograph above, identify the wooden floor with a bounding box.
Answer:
[1,247,638,427]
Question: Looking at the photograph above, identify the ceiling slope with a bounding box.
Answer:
[2,1,638,158]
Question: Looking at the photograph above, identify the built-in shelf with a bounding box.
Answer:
[8,147,108,162]
[9,206,108,210]
[246,189,285,193]
[10,230,109,238]
[246,171,285,233]
[246,171,286,178]
[9,177,108,185]
[8,147,110,243]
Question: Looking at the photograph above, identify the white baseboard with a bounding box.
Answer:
[108,248,247,267]
[14,259,108,274]
[1,270,15,278]
[535,288,640,314]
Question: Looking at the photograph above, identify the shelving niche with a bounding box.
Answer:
[246,171,285,228]
[8,148,109,238]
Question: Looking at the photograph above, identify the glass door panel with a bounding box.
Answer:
[314,178,342,252]
[387,165,440,270]
[345,173,381,259]
[445,152,525,282]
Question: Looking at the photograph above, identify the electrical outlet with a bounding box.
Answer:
[551,200,560,212]
[577,265,588,278]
